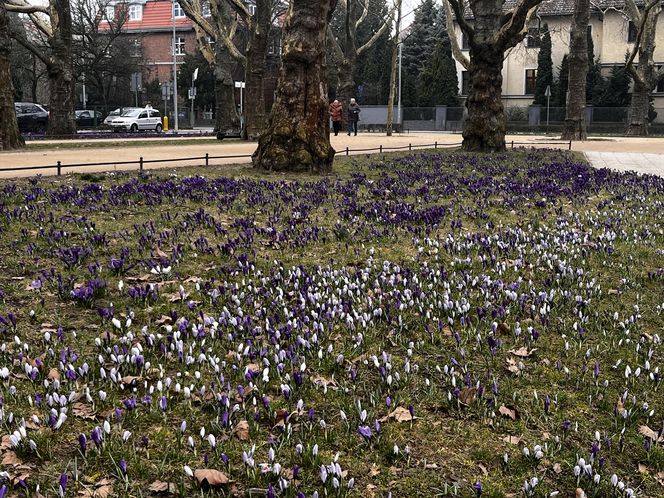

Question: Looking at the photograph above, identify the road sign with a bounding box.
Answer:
[544,85,551,98]
[234,81,245,89]
[188,87,196,100]
[193,68,199,82]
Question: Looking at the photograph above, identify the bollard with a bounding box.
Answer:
[409,143,412,151]
[434,141,437,149]
[205,153,209,167]
[163,116,169,132]
[346,147,349,156]
[379,145,383,154]
[511,141,514,149]
[568,140,572,151]
[139,157,144,172]
[57,161,61,176]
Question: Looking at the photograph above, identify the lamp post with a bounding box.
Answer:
[397,42,402,129]
[172,0,179,132]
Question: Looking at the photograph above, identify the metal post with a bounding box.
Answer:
[57,161,61,176]
[346,147,349,156]
[568,140,572,150]
[139,156,144,172]
[205,153,209,167]
[380,145,382,154]
[546,94,550,129]
[172,0,179,132]
[397,42,402,130]
[409,143,411,151]
[434,141,437,149]
[511,141,514,149]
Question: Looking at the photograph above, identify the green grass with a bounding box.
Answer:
[0,149,662,497]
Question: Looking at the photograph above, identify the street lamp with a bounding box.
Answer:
[172,0,179,132]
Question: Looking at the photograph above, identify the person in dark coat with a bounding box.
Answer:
[347,98,360,136]
[329,99,343,136]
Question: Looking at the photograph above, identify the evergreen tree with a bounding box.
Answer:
[586,27,605,104]
[597,61,631,107]
[555,54,569,107]
[533,24,553,105]
[354,0,393,104]
[401,0,440,106]
[417,8,458,106]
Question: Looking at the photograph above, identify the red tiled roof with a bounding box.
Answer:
[102,1,195,32]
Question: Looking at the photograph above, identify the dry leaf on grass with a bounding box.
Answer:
[148,480,176,493]
[312,375,337,388]
[505,357,523,375]
[235,420,250,441]
[638,463,648,474]
[458,387,477,405]
[502,435,521,445]
[369,464,381,477]
[378,406,417,423]
[194,469,229,487]
[576,489,587,498]
[442,326,452,337]
[639,425,664,442]
[509,347,535,358]
[273,409,289,428]
[553,463,562,474]
[497,322,511,335]
[78,478,114,498]
[478,463,488,476]
[2,451,23,466]
[72,402,97,420]
[498,404,519,420]
[121,375,141,386]
[154,315,172,326]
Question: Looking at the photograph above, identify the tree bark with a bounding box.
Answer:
[252,0,338,172]
[561,0,589,140]
[0,3,24,150]
[243,0,269,140]
[385,0,402,137]
[463,44,506,151]
[214,45,240,134]
[625,0,663,136]
[626,79,650,136]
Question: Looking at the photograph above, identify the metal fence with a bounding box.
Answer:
[0,140,573,178]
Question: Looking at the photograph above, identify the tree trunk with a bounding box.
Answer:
[243,0,270,140]
[0,4,24,150]
[46,0,76,136]
[462,44,506,152]
[213,46,240,134]
[336,59,355,131]
[561,0,589,140]
[386,0,402,137]
[626,79,650,135]
[252,0,338,173]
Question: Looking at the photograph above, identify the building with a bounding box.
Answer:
[452,0,664,108]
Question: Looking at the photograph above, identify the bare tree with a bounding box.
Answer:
[561,0,589,140]
[0,2,24,149]
[385,0,401,136]
[178,0,241,135]
[445,0,542,151]
[5,0,76,136]
[328,0,392,130]
[253,0,338,172]
[624,0,662,136]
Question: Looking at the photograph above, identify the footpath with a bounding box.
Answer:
[0,133,663,178]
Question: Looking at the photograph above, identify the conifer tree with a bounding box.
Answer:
[533,24,553,106]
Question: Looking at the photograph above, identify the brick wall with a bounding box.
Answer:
[139,29,196,83]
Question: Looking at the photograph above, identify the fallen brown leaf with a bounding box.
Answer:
[639,425,664,442]
[509,347,534,358]
[553,463,562,474]
[312,375,337,388]
[2,451,22,466]
[193,469,229,487]
[638,463,648,474]
[502,435,521,445]
[78,478,114,497]
[498,404,519,420]
[497,322,510,335]
[378,406,417,423]
[235,420,250,441]
[458,387,477,405]
[576,488,586,498]
[72,402,97,420]
[369,464,380,477]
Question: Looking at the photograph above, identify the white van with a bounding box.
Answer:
[108,106,162,132]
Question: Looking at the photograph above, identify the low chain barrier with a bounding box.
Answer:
[0,140,573,177]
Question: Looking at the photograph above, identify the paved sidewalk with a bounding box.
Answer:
[585,151,664,177]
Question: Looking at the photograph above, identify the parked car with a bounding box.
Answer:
[107,106,162,132]
[75,110,104,127]
[14,102,49,133]
[103,107,127,127]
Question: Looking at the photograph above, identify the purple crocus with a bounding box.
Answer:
[160,396,168,411]
[119,458,127,475]
[78,433,87,454]
[357,425,372,440]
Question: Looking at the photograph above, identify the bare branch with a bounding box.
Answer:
[327,25,344,61]
[354,0,368,30]
[446,0,475,46]
[625,0,659,81]
[443,0,469,69]
[179,0,216,38]
[5,3,49,14]
[495,0,541,47]
[357,12,391,55]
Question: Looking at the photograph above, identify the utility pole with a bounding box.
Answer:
[397,42,402,127]
[172,0,179,132]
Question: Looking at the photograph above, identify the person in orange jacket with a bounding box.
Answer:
[329,99,343,136]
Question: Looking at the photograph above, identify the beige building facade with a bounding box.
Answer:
[453,0,664,109]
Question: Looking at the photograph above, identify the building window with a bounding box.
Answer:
[247,2,256,15]
[174,36,185,55]
[206,36,215,47]
[128,4,142,21]
[461,32,469,50]
[461,71,470,95]
[527,28,540,48]
[173,2,185,18]
[202,1,210,16]
[525,69,537,95]
[105,5,114,21]
[130,38,141,57]
[628,21,638,43]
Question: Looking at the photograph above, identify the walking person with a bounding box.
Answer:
[329,99,342,136]
[347,98,360,136]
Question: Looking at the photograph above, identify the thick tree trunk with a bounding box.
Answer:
[626,79,650,136]
[462,44,506,152]
[46,0,76,136]
[252,0,338,172]
[561,0,589,140]
[386,40,398,136]
[243,0,270,140]
[213,46,240,134]
[0,4,24,150]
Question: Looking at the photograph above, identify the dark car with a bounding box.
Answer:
[75,110,104,128]
[15,102,49,133]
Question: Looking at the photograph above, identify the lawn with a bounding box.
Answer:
[0,150,662,498]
